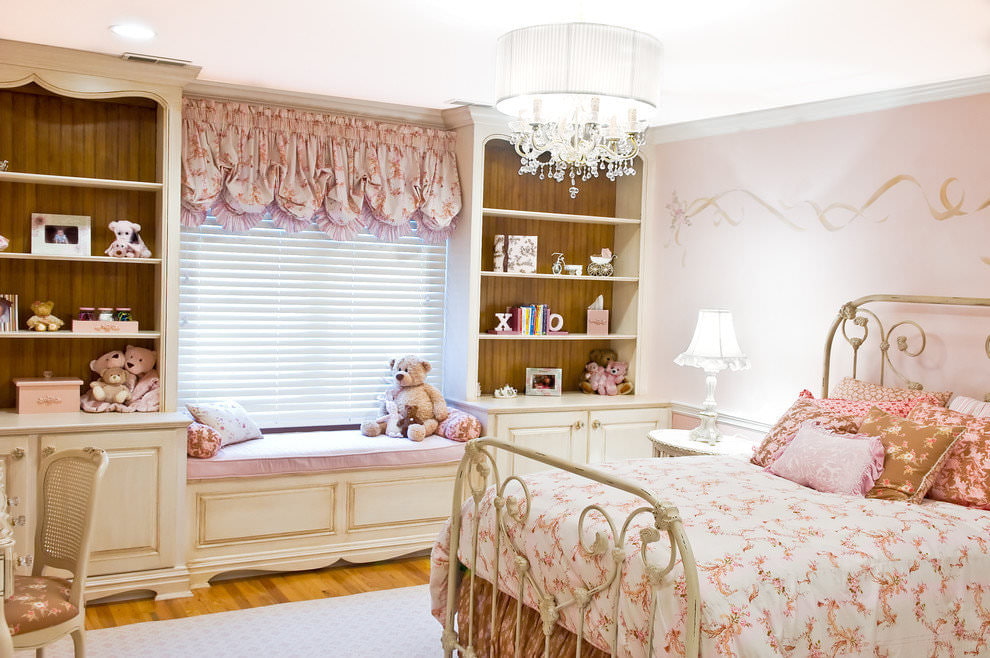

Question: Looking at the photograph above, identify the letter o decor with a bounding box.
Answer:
[548,313,564,332]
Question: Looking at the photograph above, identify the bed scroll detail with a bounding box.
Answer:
[822,294,990,399]
[442,438,701,658]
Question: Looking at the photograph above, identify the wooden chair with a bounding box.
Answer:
[4,448,108,657]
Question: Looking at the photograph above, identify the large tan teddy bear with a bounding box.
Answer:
[361,355,449,442]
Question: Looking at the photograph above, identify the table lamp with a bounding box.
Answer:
[674,309,750,444]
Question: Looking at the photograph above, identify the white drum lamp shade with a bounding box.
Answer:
[675,310,750,444]
[495,23,662,122]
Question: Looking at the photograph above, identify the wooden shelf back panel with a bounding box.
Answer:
[481,216,615,276]
[0,85,159,183]
[0,259,159,330]
[482,139,618,216]
[478,338,634,395]
[0,183,158,255]
[0,336,157,409]
[479,277,614,335]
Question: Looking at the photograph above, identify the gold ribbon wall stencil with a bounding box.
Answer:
[667,175,989,266]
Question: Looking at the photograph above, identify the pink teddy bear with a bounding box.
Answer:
[595,360,629,396]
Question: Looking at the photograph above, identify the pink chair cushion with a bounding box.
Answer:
[5,575,77,636]
[766,422,886,496]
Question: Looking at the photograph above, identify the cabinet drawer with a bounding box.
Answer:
[347,475,453,531]
[196,485,335,547]
[495,410,586,475]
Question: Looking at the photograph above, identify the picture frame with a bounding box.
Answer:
[30,213,91,257]
[525,367,563,396]
[0,294,17,332]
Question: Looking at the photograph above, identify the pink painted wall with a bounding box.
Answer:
[643,93,990,425]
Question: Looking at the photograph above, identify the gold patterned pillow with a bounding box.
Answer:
[831,377,951,407]
[908,403,990,508]
[859,408,965,502]
[751,398,861,468]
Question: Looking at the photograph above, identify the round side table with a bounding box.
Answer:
[648,429,754,460]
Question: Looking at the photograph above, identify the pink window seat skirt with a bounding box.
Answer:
[186,430,466,480]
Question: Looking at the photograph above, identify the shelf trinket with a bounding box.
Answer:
[588,248,615,277]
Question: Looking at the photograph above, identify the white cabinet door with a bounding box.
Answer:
[40,429,183,575]
[495,411,587,476]
[0,436,36,573]
[588,407,669,463]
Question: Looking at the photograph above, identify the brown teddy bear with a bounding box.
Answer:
[361,355,449,442]
[26,300,64,331]
[578,348,633,394]
[90,367,132,404]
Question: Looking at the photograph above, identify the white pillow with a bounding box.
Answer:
[948,395,990,418]
[185,400,263,446]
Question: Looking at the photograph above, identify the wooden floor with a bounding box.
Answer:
[85,556,432,630]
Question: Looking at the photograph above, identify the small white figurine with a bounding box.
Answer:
[494,385,518,399]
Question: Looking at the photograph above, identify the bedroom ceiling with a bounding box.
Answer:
[5,0,990,125]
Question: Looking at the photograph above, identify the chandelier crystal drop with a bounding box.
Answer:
[495,23,662,198]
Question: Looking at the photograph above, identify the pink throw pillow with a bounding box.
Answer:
[766,422,885,496]
[798,389,929,418]
[187,422,223,459]
[438,409,482,442]
[908,402,990,508]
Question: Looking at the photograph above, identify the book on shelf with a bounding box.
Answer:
[488,304,568,335]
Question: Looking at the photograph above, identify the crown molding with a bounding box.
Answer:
[184,79,448,129]
[441,104,506,131]
[649,74,990,144]
[0,38,201,88]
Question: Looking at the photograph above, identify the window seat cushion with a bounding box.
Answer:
[186,430,466,480]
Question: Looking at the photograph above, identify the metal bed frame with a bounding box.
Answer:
[443,294,990,657]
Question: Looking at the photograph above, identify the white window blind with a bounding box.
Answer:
[178,219,447,428]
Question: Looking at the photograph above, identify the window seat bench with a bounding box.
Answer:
[187,430,466,480]
[185,430,465,589]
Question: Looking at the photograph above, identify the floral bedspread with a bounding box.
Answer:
[430,456,990,657]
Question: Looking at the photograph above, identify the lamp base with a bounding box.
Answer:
[689,410,721,445]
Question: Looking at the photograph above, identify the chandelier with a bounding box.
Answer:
[495,23,662,198]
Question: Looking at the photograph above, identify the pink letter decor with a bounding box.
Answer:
[181,98,462,243]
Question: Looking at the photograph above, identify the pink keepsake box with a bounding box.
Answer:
[13,377,83,414]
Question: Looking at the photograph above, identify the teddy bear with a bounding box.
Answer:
[596,360,634,396]
[105,220,152,259]
[579,348,618,393]
[80,345,159,412]
[26,300,64,331]
[361,355,449,442]
[90,366,132,404]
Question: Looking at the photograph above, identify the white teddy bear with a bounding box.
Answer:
[105,220,152,259]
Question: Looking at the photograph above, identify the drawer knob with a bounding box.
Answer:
[9,448,24,460]
[41,447,55,458]
[6,498,18,508]
[591,419,601,430]
[573,420,584,431]
[12,516,25,527]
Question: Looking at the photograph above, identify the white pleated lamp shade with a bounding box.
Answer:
[494,23,662,123]
[674,309,750,372]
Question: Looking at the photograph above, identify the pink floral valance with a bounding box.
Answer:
[181,98,462,243]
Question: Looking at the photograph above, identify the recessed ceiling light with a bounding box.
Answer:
[109,23,156,40]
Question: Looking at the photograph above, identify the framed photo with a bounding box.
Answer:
[30,213,91,257]
[525,367,563,396]
[0,294,17,332]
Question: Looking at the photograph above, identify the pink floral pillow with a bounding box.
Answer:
[751,398,861,467]
[766,423,885,496]
[831,377,951,407]
[438,409,482,442]
[908,403,990,508]
[187,422,222,459]
[186,400,263,447]
[797,390,927,418]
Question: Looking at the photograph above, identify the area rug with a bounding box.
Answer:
[26,584,440,657]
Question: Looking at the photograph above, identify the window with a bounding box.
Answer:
[178,219,447,428]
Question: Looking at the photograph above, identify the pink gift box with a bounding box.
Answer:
[586,310,609,335]
[72,320,139,334]
[14,377,82,414]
